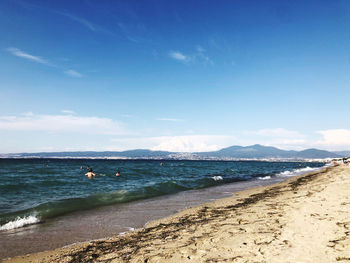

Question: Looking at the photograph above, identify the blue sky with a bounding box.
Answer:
[1,0,350,153]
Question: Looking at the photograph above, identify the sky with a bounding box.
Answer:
[1,0,350,153]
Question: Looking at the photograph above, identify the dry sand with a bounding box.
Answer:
[3,165,350,263]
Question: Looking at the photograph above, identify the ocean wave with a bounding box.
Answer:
[211,176,223,181]
[0,181,191,229]
[277,166,321,177]
[0,215,40,231]
[258,175,271,180]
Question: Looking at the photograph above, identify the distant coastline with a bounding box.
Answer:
[0,144,347,161]
[0,156,334,162]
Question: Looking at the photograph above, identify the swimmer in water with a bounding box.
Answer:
[116,170,120,177]
[85,168,96,179]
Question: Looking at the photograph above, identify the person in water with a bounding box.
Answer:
[85,168,96,179]
[116,170,120,177]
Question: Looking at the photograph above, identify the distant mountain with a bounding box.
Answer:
[198,144,295,158]
[0,144,342,160]
[197,144,339,159]
[333,151,350,157]
[296,148,339,159]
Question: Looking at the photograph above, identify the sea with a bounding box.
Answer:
[0,159,327,259]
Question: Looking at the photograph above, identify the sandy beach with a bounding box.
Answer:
[3,164,350,263]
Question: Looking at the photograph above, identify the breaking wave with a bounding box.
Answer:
[0,215,40,231]
[277,166,322,177]
[211,176,223,181]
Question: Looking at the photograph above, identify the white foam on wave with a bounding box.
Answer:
[258,175,271,180]
[211,176,223,181]
[0,215,40,231]
[277,166,321,178]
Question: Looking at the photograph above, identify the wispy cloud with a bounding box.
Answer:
[169,47,213,65]
[64,69,83,78]
[0,113,124,135]
[194,45,213,65]
[12,1,111,35]
[6,47,84,77]
[196,45,205,53]
[54,11,114,36]
[156,118,184,122]
[117,23,139,43]
[169,51,189,63]
[6,47,50,65]
[56,11,97,32]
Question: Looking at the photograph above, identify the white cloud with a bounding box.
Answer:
[156,118,184,122]
[169,51,188,62]
[151,136,226,152]
[65,69,83,78]
[111,135,237,152]
[6,47,49,65]
[316,129,350,148]
[0,113,124,135]
[61,110,76,114]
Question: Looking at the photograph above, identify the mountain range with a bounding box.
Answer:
[1,144,347,160]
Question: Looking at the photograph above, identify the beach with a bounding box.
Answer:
[3,164,350,262]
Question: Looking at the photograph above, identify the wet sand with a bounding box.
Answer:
[4,165,350,262]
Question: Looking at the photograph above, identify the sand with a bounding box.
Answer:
[3,165,350,263]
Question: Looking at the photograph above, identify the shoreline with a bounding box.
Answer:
[1,161,325,260]
[4,164,350,262]
[0,170,295,260]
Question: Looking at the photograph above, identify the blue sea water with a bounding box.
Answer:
[0,159,326,231]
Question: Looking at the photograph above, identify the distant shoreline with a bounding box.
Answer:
[0,157,332,163]
[0,157,332,162]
